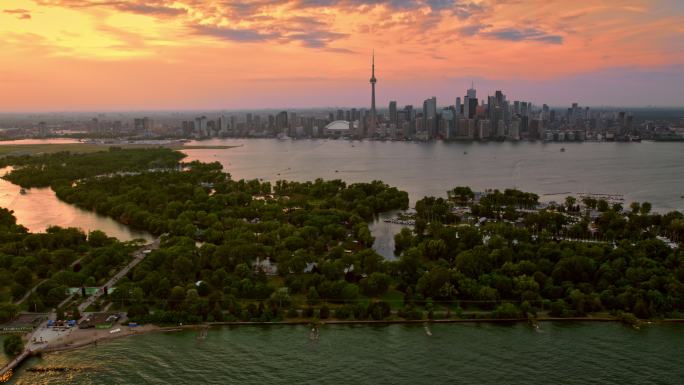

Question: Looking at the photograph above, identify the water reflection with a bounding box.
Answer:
[0,167,152,242]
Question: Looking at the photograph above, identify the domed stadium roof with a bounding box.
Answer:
[325,120,351,131]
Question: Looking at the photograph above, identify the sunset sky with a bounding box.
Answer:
[1,0,683,111]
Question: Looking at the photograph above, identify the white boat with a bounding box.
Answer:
[109,328,121,334]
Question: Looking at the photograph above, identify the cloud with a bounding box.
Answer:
[3,9,32,20]
[458,23,487,36]
[114,3,186,17]
[35,1,185,18]
[483,27,563,44]
[286,30,349,47]
[191,25,280,42]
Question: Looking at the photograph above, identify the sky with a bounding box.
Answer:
[1,0,683,111]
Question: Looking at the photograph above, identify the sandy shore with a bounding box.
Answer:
[40,324,160,353]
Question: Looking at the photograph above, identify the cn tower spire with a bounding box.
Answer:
[369,50,377,136]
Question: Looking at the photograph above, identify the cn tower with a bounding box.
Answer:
[369,50,377,135]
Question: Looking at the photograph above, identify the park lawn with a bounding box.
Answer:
[0,143,107,157]
[0,143,207,158]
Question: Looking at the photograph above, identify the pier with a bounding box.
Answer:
[0,350,33,382]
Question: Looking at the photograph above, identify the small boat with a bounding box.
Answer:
[19,188,27,195]
[560,148,565,152]
[423,323,432,336]
[463,151,467,155]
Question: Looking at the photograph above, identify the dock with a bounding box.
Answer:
[0,350,33,382]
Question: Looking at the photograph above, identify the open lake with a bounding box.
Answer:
[1,139,683,384]
[3,322,683,384]
[182,139,684,211]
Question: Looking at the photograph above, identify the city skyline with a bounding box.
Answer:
[1,0,684,111]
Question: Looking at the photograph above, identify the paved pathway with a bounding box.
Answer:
[14,258,83,306]
[1,239,160,381]
[78,238,160,313]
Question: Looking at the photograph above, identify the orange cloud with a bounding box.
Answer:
[0,0,682,110]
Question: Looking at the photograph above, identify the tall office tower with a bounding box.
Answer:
[389,101,397,124]
[369,51,378,135]
[463,96,469,118]
[542,104,549,120]
[275,111,288,134]
[455,97,462,116]
[195,116,207,137]
[245,113,253,129]
[467,82,476,98]
[488,96,496,120]
[423,97,437,138]
[514,101,520,115]
[468,97,478,119]
[495,90,504,106]
[230,116,237,133]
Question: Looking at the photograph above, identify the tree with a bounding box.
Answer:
[319,304,330,319]
[71,306,81,321]
[3,335,24,356]
[307,287,321,306]
[368,301,391,320]
[640,202,652,215]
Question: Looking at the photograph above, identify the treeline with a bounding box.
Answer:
[1,147,184,188]
[393,189,684,319]
[0,207,138,318]
[2,148,681,324]
[2,149,410,322]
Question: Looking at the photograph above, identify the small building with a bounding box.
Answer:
[253,257,278,275]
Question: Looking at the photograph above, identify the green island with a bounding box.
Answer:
[0,148,682,338]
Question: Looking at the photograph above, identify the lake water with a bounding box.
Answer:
[182,139,684,211]
[181,139,684,258]
[4,322,683,384]
[0,167,152,242]
[1,139,684,384]
[1,139,682,254]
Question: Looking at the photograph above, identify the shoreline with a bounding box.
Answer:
[3,316,680,382]
[35,316,684,354]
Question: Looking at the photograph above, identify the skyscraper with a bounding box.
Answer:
[467,82,476,99]
[423,96,437,138]
[389,101,397,124]
[369,51,377,135]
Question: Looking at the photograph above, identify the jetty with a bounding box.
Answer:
[0,350,33,382]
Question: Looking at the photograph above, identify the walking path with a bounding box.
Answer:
[78,238,160,313]
[0,238,160,382]
[14,258,83,306]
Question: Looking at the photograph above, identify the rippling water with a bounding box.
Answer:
[5,323,683,384]
[0,167,153,241]
[182,139,684,211]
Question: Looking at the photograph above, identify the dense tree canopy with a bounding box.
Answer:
[0,149,680,325]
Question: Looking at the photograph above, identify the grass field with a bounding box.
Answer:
[0,143,238,157]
